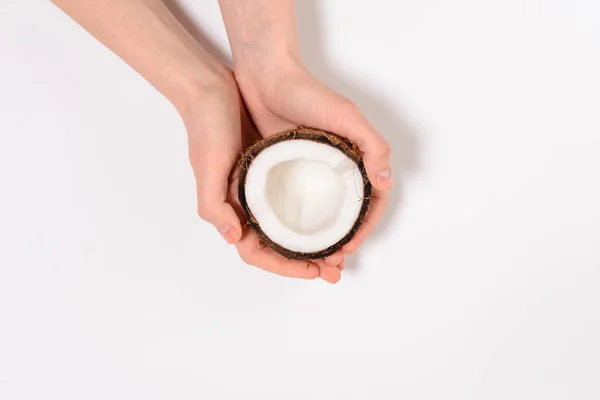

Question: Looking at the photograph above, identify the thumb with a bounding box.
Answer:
[325,96,392,191]
[281,77,392,191]
[193,156,242,244]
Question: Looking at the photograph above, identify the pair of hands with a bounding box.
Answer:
[180,60,392,283]
[51,0,391,282]
[50,0,391,282]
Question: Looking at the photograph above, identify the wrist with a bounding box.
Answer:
[163,59,234,114]
[218,0,303,80]
[233,43,302,78]
[232,43,306,93]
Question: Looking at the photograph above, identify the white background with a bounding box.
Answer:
[1,0,599,399]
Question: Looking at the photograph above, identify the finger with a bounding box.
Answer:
[194,156,242,244]
[324,250,344,267]
[235,228,319,279]
[290,80,392,191]
[315,260,342,284]
[338,258,346,271]
[334,106,392,191]
[343,189,389,254]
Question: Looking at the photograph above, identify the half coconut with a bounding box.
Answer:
[238,127,371,260]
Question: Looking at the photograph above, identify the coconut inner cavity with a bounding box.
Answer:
[243,139,365,254]
[266,159,344,235]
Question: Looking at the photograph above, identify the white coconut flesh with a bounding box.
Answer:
[244,139,365,253]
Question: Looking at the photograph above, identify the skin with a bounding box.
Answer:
[51,0,392,284]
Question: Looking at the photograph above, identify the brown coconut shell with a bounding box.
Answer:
[238,127,372,260]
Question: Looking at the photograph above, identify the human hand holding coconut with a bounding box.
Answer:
[53,0,389,283]
[175,66,385,284]
[234,68,392,256]
[181,80,341,282]
[51,0,342,282]
[219,0,393,255]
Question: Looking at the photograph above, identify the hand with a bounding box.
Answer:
[52,0,347,282]
[234,61,392,258]
[218,0,392,260]
[178,70,343,283]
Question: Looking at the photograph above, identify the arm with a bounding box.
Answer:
[51,0,227,110]
[49,0,329,282]
[218,0,392,254]
[217,0,301,74]
[51,0,244,242]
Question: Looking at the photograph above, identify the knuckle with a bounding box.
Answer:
[331,93,354,110]
[337,98,359,122]
[196,208,211,222]
[239,251,254,266]
[341,98,359,114]
[307,268,320,280]
[196,199,217,221]
[188,147,204,167]
[376,141,392,159]
[322,96,356,130]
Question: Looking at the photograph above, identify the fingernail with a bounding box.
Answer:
[219,226,236,244]
[377,169,392,186]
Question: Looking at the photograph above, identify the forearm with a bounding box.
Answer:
[51,0,227,109]
[217,0,302,72]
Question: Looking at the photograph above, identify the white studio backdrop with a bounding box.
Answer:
[0,0,599,399]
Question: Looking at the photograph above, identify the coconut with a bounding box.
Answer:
[238,127,371,260]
